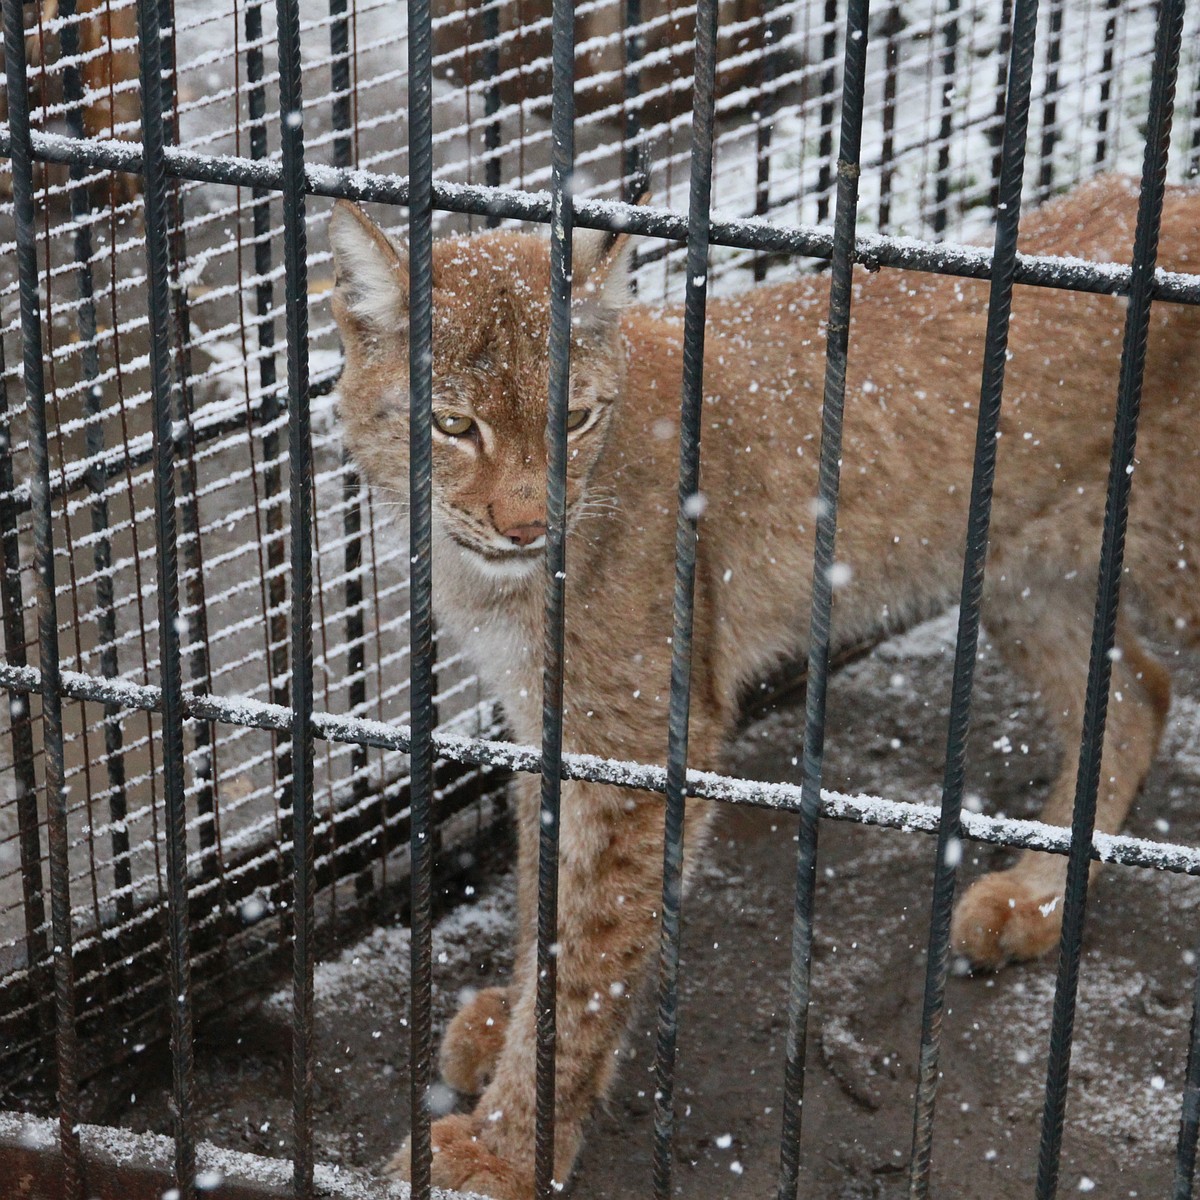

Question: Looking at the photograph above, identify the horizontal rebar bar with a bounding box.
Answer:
[2,660,1198,877]
[3,130,1200,305]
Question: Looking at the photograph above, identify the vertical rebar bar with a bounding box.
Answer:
[135,0,197,1185]
[815,0,840,224]
[535,0,576,1193]
[330,0,353,170]
[2,0,81,1191]
[1175,949,1200,1199]
[58,0,132,924]
[1034,1,1186,1196]
[933,0,960,237]
[160,0,220,883]
[243,0,293,948]
[776,1,870,1195]
[273,0,315,1189]
[906,0,1040,1192]
[330,0,370,832]
[753,3,784,281]
[988,0,1014,212]
[0,318,49,1025]
[1036,0,1064,200]
[651,4,719,1193]
[407,0,437,1194]
[623,0,644,198]
[1093,0,1120,168]
[483,0,503,226]
[877,4,902,230]
[1188,35,1200,180]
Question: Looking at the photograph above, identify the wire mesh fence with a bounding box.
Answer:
[1,0,1200,1197]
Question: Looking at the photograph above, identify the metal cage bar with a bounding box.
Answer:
[3,125,1200,305]
[534,1,577,1193]
[776,0,871,1194]
[406,0,437,1194]
[1,0,83,1192]
[650,0,719,1194]
[57,0,133,929]
[134,0,198,1186]
[272,0,317,1191]
[907,0,1041,1189]
[1035,0,1188,1193]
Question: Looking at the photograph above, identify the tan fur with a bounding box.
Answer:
[330,175,1200,1197]
[440,986,511,1095]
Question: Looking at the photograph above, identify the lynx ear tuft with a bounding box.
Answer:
[329,200,410,335]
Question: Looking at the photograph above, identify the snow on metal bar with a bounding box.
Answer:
[3,660,1199,878]
[5,130,1200,309]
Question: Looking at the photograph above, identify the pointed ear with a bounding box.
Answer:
[328,200,410,335]
[574,225,636,313]
[573,185,649,319]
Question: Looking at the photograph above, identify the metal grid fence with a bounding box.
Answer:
[1,0,1200,1197]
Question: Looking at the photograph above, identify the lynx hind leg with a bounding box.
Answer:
[952,579,1171,970]
[440,986,511,1095]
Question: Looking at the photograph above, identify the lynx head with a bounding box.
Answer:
[329,202,634,582]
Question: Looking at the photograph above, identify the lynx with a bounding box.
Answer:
[329,175,1199,1198]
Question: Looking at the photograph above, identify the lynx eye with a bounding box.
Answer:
[566,407,592,433]
[433,412,475,437]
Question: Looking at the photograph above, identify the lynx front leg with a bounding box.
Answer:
[390,779,712,1198]
[952,596,1171,969]
[438,774,541,1096]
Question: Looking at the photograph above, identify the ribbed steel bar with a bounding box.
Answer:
[0,0,81,1190]
[535,0,576,1193]
[244,0,293,857]
[932,0,959,236]
[753,2,786,280]
[135,0,197,1186]
[330,0,353,171]
[58,0,132,921]
[1175,947,1200,1198]
[1191,46,1200,180]
[483,0,502,226]
[814,0,840,224]
[6,656,1200,876]
[1034,0,1187,1195]
[161,0,220,883]
[330,0,370,818]
[0,285,48,1010]
[1093,0,1120,168]
[987,0,1013,212]
[623,0,643,196]
[4,129,1200,307]
[1036,0,1064,200]
[272,0,315,1189]
[906,0,1040,1191]
[776,1,870,1195]
[877,4,902,229]
[406,0,437,1194]
[650,0,718,1195]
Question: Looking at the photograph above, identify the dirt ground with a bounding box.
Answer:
[86,612,1200,1199]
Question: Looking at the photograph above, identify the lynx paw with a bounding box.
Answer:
[385,1114,531,1200]
[951,869,1064,969]
[440,986,511,1094]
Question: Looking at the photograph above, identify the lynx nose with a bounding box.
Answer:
[501,522,547,548]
